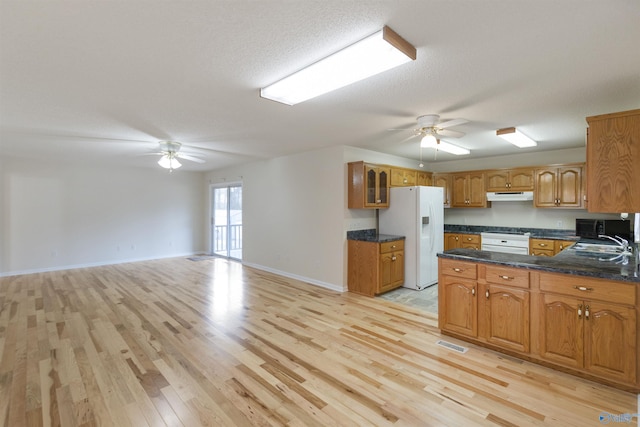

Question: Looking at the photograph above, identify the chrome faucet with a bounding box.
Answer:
[598,235,633,264]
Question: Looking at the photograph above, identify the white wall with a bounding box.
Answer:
[444,203,619,229]
[205,145,347,291]
[0,156,205,276]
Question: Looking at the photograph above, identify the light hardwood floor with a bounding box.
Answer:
[0,257,637,426]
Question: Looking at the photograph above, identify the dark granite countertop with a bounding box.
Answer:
[444,225,579,241]
[438,245,640,283]
[347,229,405,243]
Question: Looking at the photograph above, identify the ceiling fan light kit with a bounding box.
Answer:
[158,153,182,170]
[260,26,416,105]
[420,132,438,147]
[496,127,537,147]
[404,114,470,156]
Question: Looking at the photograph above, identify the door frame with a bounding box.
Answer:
[209,182,243,261]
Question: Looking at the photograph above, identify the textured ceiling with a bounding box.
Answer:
[1,1,639,171]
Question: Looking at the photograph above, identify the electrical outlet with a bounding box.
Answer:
[556,220,564,228]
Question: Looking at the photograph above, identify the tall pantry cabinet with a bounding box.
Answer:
[586,109,640,212]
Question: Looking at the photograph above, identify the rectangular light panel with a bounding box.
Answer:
[496,127,537,148]
[260,26,416,105]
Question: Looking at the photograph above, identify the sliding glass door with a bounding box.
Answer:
[211,184,242,260]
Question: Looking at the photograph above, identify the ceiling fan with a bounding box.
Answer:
[2,127,267,171]
[148,140,205,171]
[397,114,470,156]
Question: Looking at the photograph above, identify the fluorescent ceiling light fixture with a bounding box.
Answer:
[158,154,182,170]
[496,127,537,148]
[260,26,416,105]
[421,136,470,155]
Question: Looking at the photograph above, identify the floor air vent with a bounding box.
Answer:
[436,340,468,354]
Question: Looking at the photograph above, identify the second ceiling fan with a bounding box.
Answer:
[403,114,470,156]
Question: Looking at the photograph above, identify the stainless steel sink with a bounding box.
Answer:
[571,242,625,254]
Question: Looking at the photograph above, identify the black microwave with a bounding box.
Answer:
[575,219,631,240]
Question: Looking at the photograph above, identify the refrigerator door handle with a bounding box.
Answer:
[429,203,435,254]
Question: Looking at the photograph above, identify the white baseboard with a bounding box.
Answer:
[242,262,346,293]
[0,252,202,277]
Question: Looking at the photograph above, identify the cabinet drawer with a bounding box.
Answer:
[485,265,530,289]
[539,272,636,305]
[380,240,404,254]
[461,234,480,244]
[531,248,554,257]
[441,259,477,279]
[530,238,553,250]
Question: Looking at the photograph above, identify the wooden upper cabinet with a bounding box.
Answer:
[534,165,583,208]
[486,168,534,192]
[452,171,487,208]
[390,167,432,187]
[348,161,390,209]
[433,173,452,208]
[390,167,417,187]
[417,170,432,186]
[586,109,640,212]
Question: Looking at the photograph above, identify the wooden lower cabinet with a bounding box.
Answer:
[439,258,639,391]
[538,293,583,369]
[440,275,478,337]
[439,261,530,352]
[479,265,531,353]
[348,239,404,297]
[530,238,576,256]
[530,238,555,256]
[555,240,575,253]
[444,232,481,250]
[538,272,637,386]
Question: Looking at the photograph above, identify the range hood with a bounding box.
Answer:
[486,191,534,202]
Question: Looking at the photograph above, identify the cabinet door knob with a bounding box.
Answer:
[391,256,396,261]
[578,304,583,319]
[485,290,490,299]
[471,287,476,296]
[585,305,590,320]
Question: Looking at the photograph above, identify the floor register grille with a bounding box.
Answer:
[436,340,469,354]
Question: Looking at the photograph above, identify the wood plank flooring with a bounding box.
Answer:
[0,257,637,426]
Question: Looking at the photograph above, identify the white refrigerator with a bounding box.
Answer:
[379,186,444,290]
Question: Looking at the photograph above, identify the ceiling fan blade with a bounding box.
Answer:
[178,153,206,163]
[399,133,420,143]
[3,129,155,145]
[438,129,466,138]
[181,143,268,158]
[437,118,468,129]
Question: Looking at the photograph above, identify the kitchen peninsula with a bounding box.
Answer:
[437,244,639,392]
